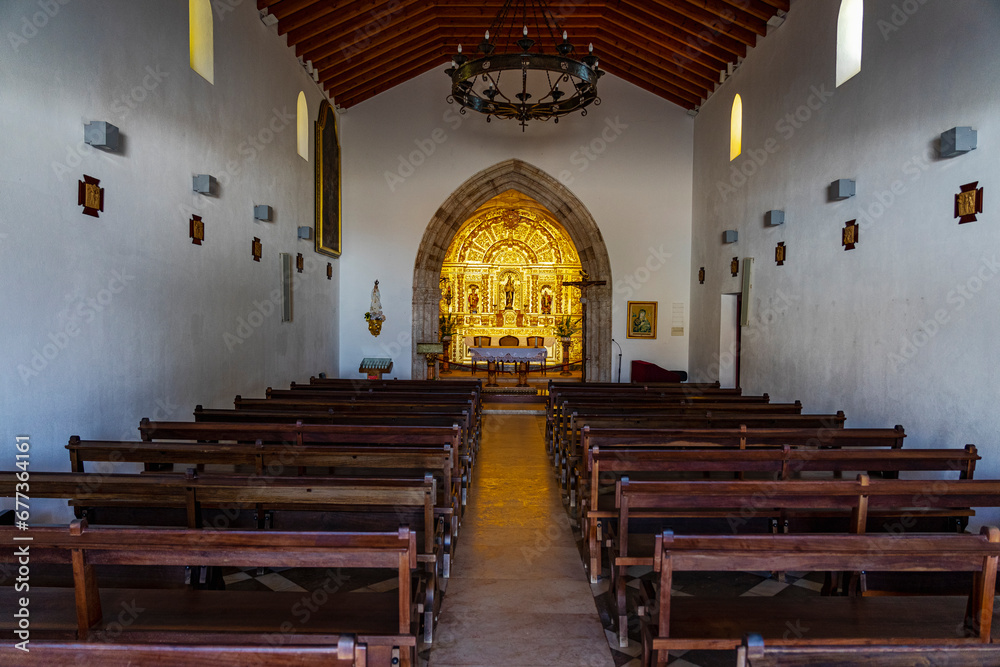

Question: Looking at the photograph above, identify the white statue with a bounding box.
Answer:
[369,280,384,321]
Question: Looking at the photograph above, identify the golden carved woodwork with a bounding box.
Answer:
[955,182,984,224]
[440,190,583,365]
[77,175,104,218]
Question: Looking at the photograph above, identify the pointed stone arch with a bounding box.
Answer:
[412,159,613,380]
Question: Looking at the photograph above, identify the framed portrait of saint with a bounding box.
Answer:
[626,301,657,339]
[314,99,341,258]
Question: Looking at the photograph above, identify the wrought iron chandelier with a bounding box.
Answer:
[444,0,603,130]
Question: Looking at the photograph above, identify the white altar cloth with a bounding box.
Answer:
[464,336,556,349]
[468,347,548,362]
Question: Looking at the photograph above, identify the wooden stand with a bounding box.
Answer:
[440,335,452,374]
[415,343,443,381]
[517,361,530,387]
[560,338,572,376]
[359,357,393,380]
[486,361,499,387]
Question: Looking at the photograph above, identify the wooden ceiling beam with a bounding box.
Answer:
[329,40,447,100]
[273,1,345,35]
[593,23,720,85]
[288,0,420,45]
[649,0,758,46]
[271,0,790,110]
[318,26,611,86]
[262,0,324,22]
[335,58,447,108]
[300,5,437,64]
[599,63,698,110]
[672,0,768,36]
[593,39,711,100]
[316,21,443,84]
[593,43,706,104]
[602,7,729,71]
[298,7,604,64]
[615,0,746,60]
[310,21,599,76]
[713,0,781,22]
[740,0,789,12]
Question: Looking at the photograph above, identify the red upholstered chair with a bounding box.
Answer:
[630,360,685,383]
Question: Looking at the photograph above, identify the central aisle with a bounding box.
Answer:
[429,410,615,666]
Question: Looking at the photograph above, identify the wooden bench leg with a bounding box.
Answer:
[71,548,102,639]
[588,518,599,584]
[616,565,629,647]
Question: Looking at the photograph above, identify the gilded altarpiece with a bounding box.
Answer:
[440,192,583,366]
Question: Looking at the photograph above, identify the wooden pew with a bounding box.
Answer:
[232,397,481,461]
[644,529,1000,665]
[736,633,1000,667]
[67,440,454,505]
[611,477,1000,648]
[583,444,979,582]
[553,403,807,482]
[566,423,895,506]
[0,637,369,666]
[194,405,477,471]
[546,388,757,450]
[557,416,852,504]
[0,521,418,667]
[137,420,473,511]
[284,380,484,427]
[305,377,482,390]
[0,471,446,642]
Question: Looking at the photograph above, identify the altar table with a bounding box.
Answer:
[469,347,548,387]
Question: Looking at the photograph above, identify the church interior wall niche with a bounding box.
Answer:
[439,191,584,367]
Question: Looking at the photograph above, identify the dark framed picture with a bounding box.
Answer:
[626,301,657,339]
[314,99,341,257]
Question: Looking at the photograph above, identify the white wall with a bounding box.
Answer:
[690,0,1000,519]
[0,1,337,513]
[338,71,693,381]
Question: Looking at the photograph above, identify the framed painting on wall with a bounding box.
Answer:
[314,99,341,258]
[626,301,657,339]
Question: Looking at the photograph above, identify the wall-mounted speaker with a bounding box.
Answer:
[84,121,119,151]
[940,126,977,158]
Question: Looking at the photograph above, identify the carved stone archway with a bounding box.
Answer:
[412,159,612,380]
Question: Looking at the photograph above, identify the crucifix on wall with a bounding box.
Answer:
[561,277,607,383]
